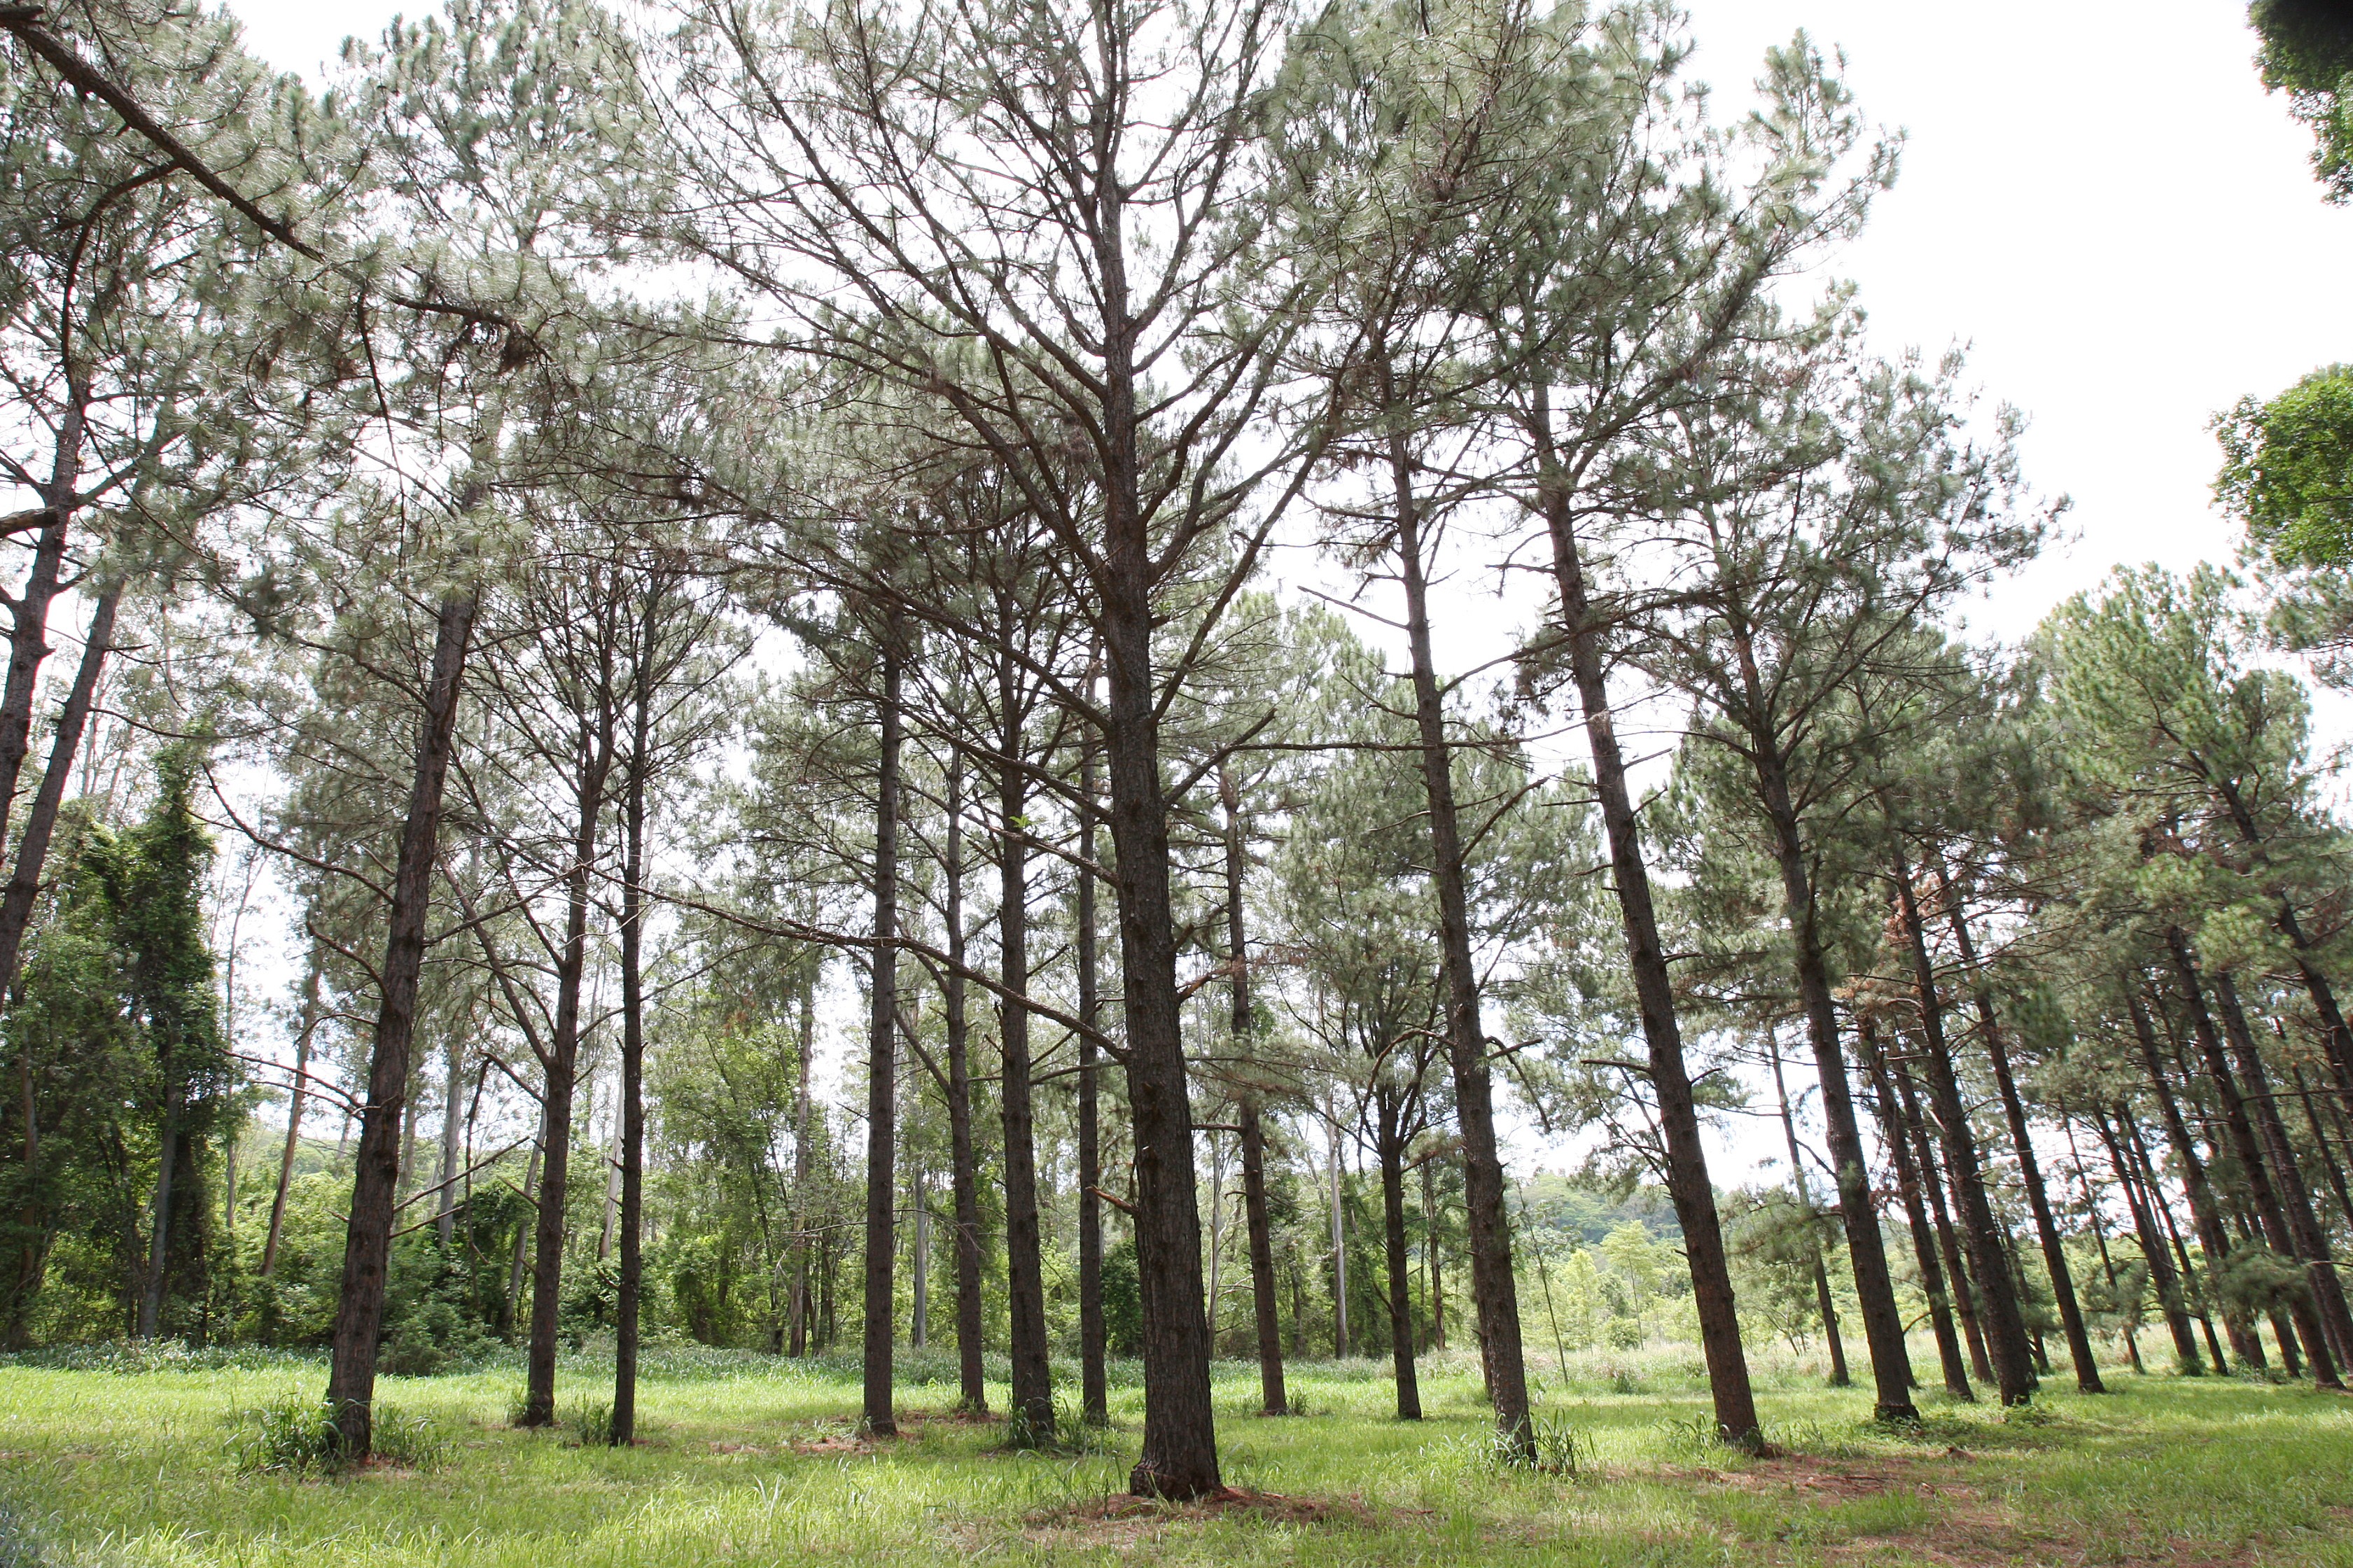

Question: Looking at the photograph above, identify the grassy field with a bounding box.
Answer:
[0,1345,2348,1567]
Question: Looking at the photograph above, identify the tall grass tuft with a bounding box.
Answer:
[228,1392,448,1474]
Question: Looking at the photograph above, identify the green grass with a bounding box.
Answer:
[0,1345,2349,1566]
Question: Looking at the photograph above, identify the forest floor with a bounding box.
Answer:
[0,1345,2347,1567]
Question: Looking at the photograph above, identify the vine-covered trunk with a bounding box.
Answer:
[326,592,476,1455]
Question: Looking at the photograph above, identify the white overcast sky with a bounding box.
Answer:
[214,0,2353,1179]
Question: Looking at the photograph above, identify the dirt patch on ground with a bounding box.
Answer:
[1023,1488,1416,1548]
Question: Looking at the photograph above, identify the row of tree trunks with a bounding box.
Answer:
[2165,929,2345,1387]
[1887,833,2039,1404]
[1938,884,2104,1394]
[1855,1018,1969,1398]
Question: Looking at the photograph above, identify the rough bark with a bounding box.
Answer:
[1743,738,1911,1418]
[2130,986,2261,1368]
[1075,743,1106,1424]
[995,638,1053,1442]
[1528,396,1758,1448]
[1101,528,1218,1498]
[325,592,476,1455]
[1900,1059,1995,1384]
[1378,1107,1421,1420]
[1391,424,1532,1452]
[863,638,903,1437]
[611,612,654,1446]
[520,657,621,1428]
[1858,1018,1970,1398]
[789,967,816,1357]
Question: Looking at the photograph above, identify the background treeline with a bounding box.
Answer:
[1,0,2352,1497]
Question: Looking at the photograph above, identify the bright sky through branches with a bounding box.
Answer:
[218,0,2353,1183]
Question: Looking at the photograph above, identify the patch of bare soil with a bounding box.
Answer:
[1023,1488,1420,1548]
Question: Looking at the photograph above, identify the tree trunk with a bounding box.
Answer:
[1768,1032,1850,1387]
[2165,931,2340,1385]
[1528,396,1758,1448]
[943,753,987,1411]
[137,1084,179,1338]
[0,475,80,864]
[995,638,1053,1443]
[2289,1058,2353,1232]
[4,584,118,1325]
[0,584,116,1005]
[437,1030,466,1249]
[1939,881,2104,1393]
[1740,733,1911,1418]
[1100,538,1218,1498]
[1390,421,1534,1452]
[1889,836,2035,1403]
[263,954,322,1278]
[506,1140,538,1338]
[774,966,807,1352]
[326,592,476,1454]
[1328,1110,1348,1358]
[863,636,903,1437]
[612,603,654,1446]
[1378,1110,1421,1420]
[1075,740,1106,1424]
[1220,766,1286,1417]
[1858,1018,1970,1398]
[520,665,620,1428]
